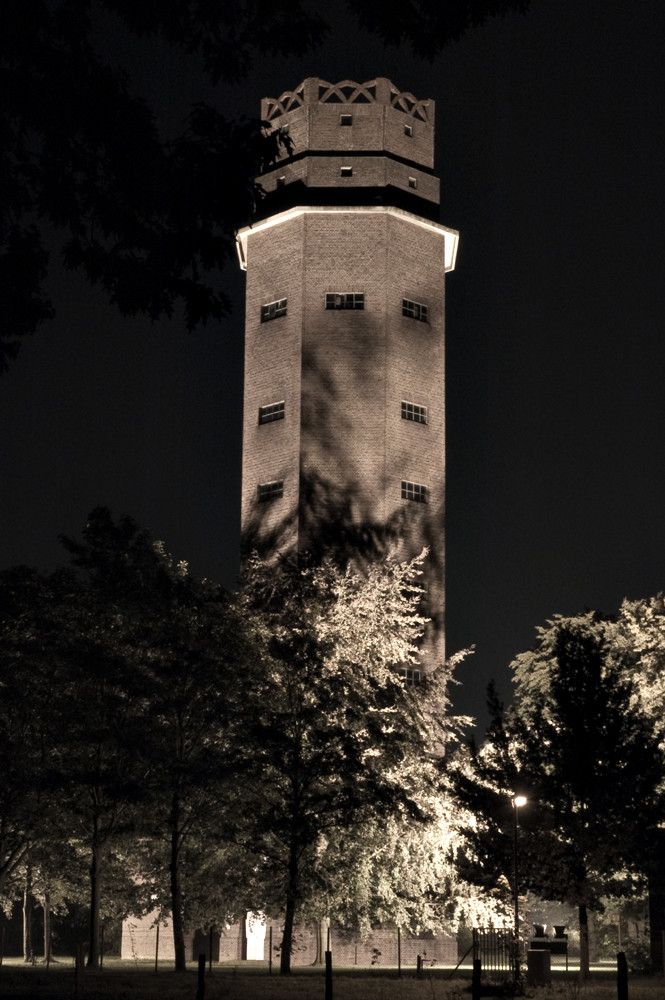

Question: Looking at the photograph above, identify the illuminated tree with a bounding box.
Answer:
[614,595,665,971]
[230,551,463,974]
[452,615,664,978]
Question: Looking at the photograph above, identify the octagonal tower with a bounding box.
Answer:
[237,78,458,672]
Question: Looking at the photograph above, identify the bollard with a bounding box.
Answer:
[416,954,422,979]
[196,953,206,1000]
[74,944,84,998]
[472,958,481,1000]
[325,949,333,1000]
[617,951,628,1000]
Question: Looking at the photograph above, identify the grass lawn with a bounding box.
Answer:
[0,960,662,1000]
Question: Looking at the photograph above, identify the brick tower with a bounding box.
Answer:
[236,78,458,671]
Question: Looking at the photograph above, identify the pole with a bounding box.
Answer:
[513,800,519,982]
[617,951,628,1000]
[512,795,527,984]
[196,954,206,1000]
[397,926,401,977]
[325,950,333,1000]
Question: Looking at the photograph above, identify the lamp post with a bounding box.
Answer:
[512,795,527,983]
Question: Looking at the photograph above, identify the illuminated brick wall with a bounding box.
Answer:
[238,79,458,671]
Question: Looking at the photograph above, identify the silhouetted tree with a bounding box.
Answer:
[1,0,530,371]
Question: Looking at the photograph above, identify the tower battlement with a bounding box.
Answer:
[257,78,439,219]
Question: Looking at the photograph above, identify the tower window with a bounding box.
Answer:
[340,114,353,126]
[408,176,417,189]
[261,298,287,322]
[402,299,428,322]
[401,401,427,424]
[340,166,353,177]
[258,480,283,502]
[401,481,428,503]
[277,176,286,187]
[258,401,285,425]
[404,124,413,137]
[398,666,421,686]
[325,293,364,310]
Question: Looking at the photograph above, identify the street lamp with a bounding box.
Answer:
[512,795,527,983]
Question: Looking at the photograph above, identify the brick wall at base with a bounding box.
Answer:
[121,913,457,968]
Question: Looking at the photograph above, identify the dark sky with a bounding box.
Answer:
[2,0,664,729]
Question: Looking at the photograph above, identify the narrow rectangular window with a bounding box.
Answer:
[258,480,283,502]
[340,114,353,126]
[408,176,417,189]
[340,166,353,177]
[404,124,413,137]
[325,293,364,310]
[258,401,285,425]
[401,480,428,503]
[401,401,427,425]
[402,299,428,323]
[261,298,287,322]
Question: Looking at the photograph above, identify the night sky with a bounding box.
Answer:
[2,0,664,729]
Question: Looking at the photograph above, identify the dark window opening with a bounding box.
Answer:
[401,401,427,424]
[340,114,353,126]
[258,481,284,502]
[398,666,421,686]
[402,299,428,323]
[259,401,285,425]
[401,480,428,503]
[325,293,364,310]
[261,298,287,322]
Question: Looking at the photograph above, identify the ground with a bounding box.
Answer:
[0,961,660,1000]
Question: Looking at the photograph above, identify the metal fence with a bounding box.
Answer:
[472,927,514,972]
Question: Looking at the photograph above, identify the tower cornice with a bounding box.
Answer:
[236,205,459,272]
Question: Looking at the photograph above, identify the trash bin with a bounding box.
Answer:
[527,948,551,985]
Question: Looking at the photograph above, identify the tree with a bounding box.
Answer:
[130,577,257,970]
[1,0,531,371]
[230,550,462,974]
[0,567,72,900]
[452,614,664,978]
[614,595,665,972]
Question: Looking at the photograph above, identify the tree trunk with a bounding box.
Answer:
[648,828,665,973]
[169,795,187,972]
[87,829,103,967]
[43,891,53,962]
[280,837,299,975]
[578,903,589,980]
[23,868,35,963]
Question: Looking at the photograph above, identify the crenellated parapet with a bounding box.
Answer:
[262,78,433,125]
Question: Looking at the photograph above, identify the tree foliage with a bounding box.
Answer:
[1,0,531,371]
[229,551,466,973]
[451,614,665,977]
[1,513,472,969]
